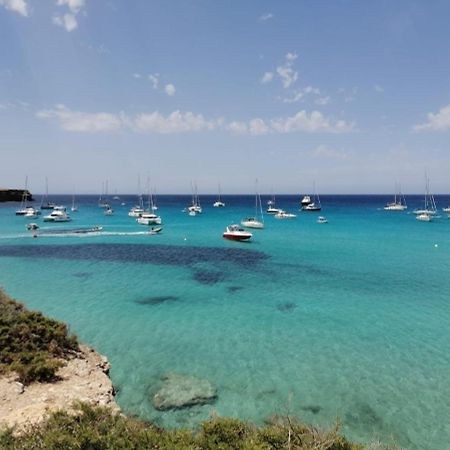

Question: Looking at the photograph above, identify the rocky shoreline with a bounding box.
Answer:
[0,344,119,430]
[0,189,34,202]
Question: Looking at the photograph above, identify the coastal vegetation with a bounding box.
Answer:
[0,402,365,450]
[0,290,78,384]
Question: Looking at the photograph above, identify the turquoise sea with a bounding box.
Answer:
[1,194,450,449]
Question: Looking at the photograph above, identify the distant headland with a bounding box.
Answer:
[0,189,34,202]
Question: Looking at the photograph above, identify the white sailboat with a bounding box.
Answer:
[213,183,225,207]
[40,177,56,210]
[415,175,437,221]
[384,184,407,211]
[71,191,78,212]
[241,182,264,229]
[188,182,202,214]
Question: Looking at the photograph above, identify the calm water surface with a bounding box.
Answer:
[1,194,450,449]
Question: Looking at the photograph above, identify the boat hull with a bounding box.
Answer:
[223,232,252,241]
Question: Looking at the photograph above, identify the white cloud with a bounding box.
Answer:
[261,52,302,89]
[164,83,176,96]
[248,118,269,135]
[315,96,330,106]
[53,13,78,32]
[0,0,28,16]
[36,105,354,136]
[226,121,248,134]
[132,111,215,133]
[276,53,298,88]
[312,144,347,159]
[260,72,274,84]
[285,52,298,62]
[36,104,122,132]
[56,0,85,14]
[259,13,273,22]
[148,74,159,89]
[271,110,354,134]
[53,0,86,32]
[374,84,384,93]
[413,105,450,132]
[282,86,322,104]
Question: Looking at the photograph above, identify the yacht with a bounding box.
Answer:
[442,206,450,213]
[416,213,432,222]
[266,205,281,214]
[188,182,202,214]
[303,202,321,211]
[40,177,56,210]
[213,183,225,207]
[128,206,144,217]
[384,185,407,211]
[242,184,264,229]
[223,224,252,241]
[414,175,437,217]
[274,210,297,219]
[43,209,71,222]
[300,195,312,207]
[24,207,40,219]
[137,213,162,225]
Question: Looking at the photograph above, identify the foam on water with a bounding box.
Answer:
[1,194,450,449]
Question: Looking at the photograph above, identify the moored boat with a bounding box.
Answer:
[274,210,297,219]
[223,224,252,241]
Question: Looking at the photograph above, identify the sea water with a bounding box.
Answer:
[1,194,450,449]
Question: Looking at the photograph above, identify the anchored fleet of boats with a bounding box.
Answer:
[11,174,450,245]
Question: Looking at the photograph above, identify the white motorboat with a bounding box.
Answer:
[266,206,281,214]
[24,207,39,218]
[301,184,322,211]
[317,216,328,224]
[274,210,297,219]
[223,224,252,241]
[303,202,321,211]
[300,195,312,206]
[137,213,161,225]
[43,209,71,222]
[104,207,114,216]
[128,206,145,217]
[416,213,432,222]
[442,206,450,212]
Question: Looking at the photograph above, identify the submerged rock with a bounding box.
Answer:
[135,295,179,306]
[152,373,217,411]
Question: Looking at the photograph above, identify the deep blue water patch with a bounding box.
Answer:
[72,272,93,279]
[192,270,226,285]
[0,244,268,268]
[227,286,244,293]
[276,302,297,312]
[135,296,179,306]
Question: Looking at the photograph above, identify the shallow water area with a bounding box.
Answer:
[1,194,450,449]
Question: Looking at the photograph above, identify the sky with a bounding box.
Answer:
[1,0,450,194]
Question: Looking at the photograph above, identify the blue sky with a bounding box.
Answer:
[1,0,450,194]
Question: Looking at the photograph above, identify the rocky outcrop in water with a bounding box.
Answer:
[0,345,119,430]
[0,189,33,202]
[152,373,217,410]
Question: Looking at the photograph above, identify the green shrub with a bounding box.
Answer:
[0,403,373,450]
[0,290,78,384]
